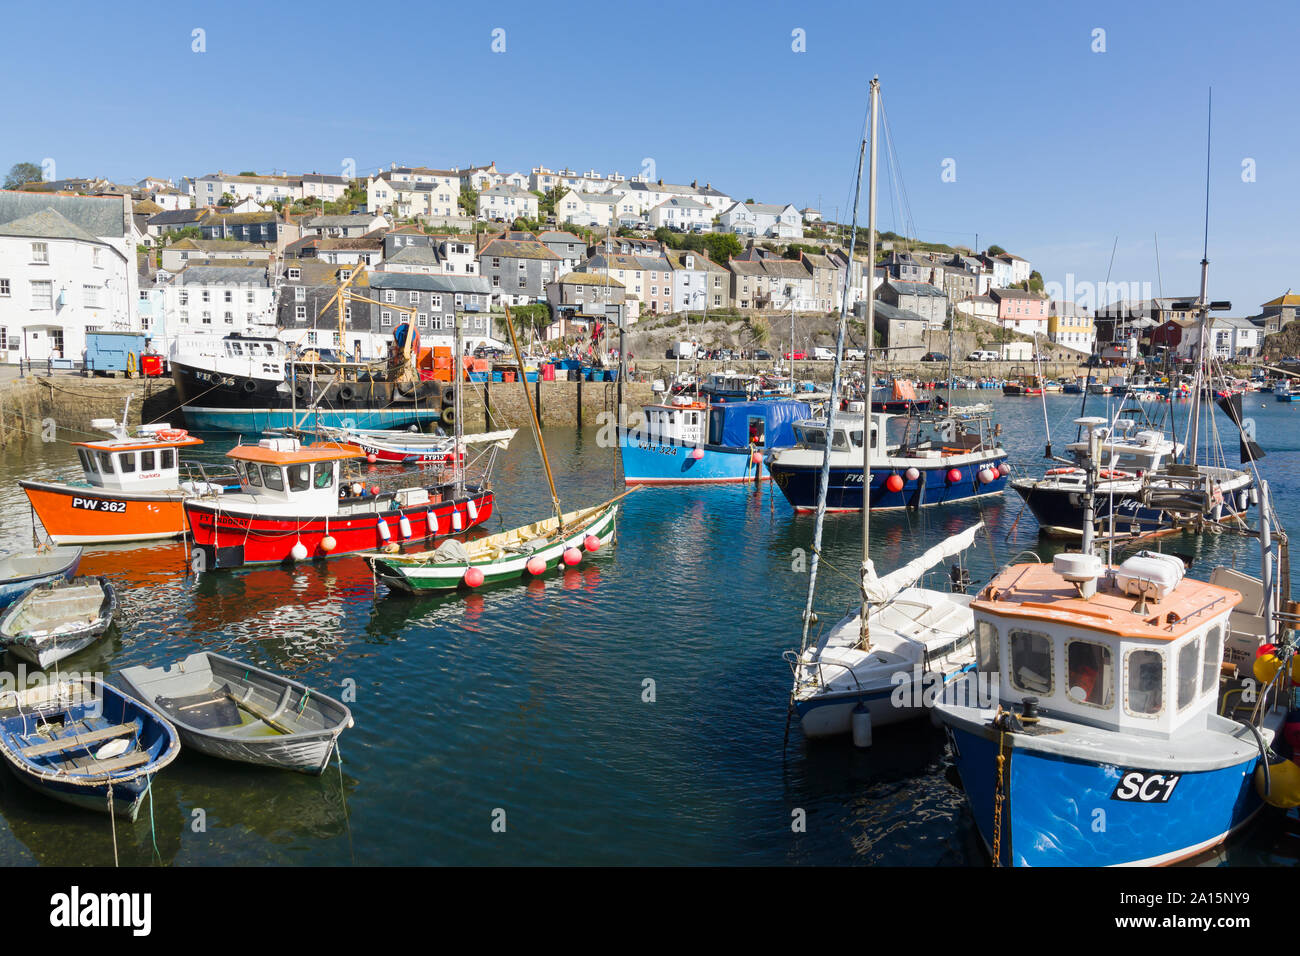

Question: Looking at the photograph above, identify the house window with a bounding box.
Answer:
[202,311,212,324]
[224,290,233,303]
[179,311,189,324]
[30,280,52,309]
[247,291,255,304]
[288,268,300,280]
[409,291,419,303]
[381,311,392,327]
[492,257,501,268]
[430,295,442,310]
[295,305,306,320]
[295,287,305,302]
[224,312,234,324]
[0,279,8,296]
[31,242,48,264]
[383,290,395,303]
[83,285,100,308]
[179,290,188,306]
[417,313,428,328]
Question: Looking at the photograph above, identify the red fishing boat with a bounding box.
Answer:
[183,436,493,570]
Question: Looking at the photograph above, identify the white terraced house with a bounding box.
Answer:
[477,185,538,222]
[0,191,139,364]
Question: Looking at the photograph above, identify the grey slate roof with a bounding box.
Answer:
[172,265,270,286]
[0,207,104,243]
[147,208,207,226]
[368,272,491,294]
[0,191,126,238]
[384,245,443,266]
[872,300,926,322]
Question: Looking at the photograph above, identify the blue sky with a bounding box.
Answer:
[7,0,1298,312]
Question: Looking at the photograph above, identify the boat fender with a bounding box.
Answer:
[562,547,582,567]
[339,384,356,402]
[851,703,872,748]
[1046,467,1076,476]
[290,541,308,561]
[242,379,258,394]
[377,517,392,542]
[442,386,457,406]
[294,384,308,401]
[463,566,484,588]
[466,498,478,520]
[95,738,131,761]
[452,509,463,532]
[441,407,456,427]
[426,510,439,536]
[398,514,413,538]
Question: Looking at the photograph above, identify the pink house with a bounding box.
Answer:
[991,288,1049,336]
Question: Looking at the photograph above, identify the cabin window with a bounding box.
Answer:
[78,448,93,472]
[245,462,263,487]
[140,450,155,471]
[1202,625,1223,694]
[287,464,311,492]
[313,463,334,489]
[748,417,765,446]
[160,448,175,469]
[98,451,115,474]
[118,452,136,473]
[1125,648,1164,716]
[1009,629,1053,696]
[261,465,284,491]
[850,430,863,447]
[1066,640,1112,707]
[1177,638,1200,711]
[975,620,998,673]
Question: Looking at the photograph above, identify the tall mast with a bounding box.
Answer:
[453,303,464,498]
[859,77,880,645]
[797,78,871,654]
[1187,88,1212,466]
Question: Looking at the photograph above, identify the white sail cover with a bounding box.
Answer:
[860,521,984,604]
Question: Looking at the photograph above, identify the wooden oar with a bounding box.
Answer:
[225,692,293,735]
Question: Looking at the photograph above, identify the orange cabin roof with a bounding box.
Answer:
[226,441,365,465]
[972,562,1241,642]
[72,436,204,453]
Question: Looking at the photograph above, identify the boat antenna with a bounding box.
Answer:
[504,304,563,527]
[797,77,873,654]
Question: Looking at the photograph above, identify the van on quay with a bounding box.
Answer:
[813,347,836,361]
[967,350,999,361]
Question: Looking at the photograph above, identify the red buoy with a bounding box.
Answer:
[885,474,904,493]
[562,547,582,566]
[369,485,381,496]
[750,451,762,464]
[583,534,601,552]
[689,446,705,460]
[463,566,485,587]
[526,556,546,575]
[367,453,378,464]
[947,468,962,484]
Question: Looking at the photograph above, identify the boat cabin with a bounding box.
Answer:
[968,551,1240,737]
[73,423,204,492]
[705,399,812,449]
[1064,419,1181,474]
[636,397,709,447]
[791,413,887,454]
[226,438,365,511]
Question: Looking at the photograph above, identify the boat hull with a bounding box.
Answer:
[618,430,765,485]
[185,491,494,568]
[944,718,1265,866]
[0,550,82,610]
[1012,478,1251,538]
[770,457,1008,512]
[19,481,190,544]
[180,405,444,434]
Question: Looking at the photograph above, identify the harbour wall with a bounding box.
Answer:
[0,374,178,449]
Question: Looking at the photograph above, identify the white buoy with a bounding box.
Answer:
[452,509,463,532]
[377,517,391,541]
[399,513,413,538]
[466,498,478,520]
[851,703,873,748]
[290,541,308,561]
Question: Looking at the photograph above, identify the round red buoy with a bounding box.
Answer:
[562,547,582,566]
[583,534,601,552]
[905,467,920,481]
[526,556,546,575]
[885,474,904,493]
[750,451,762,464]
[1258,643,1278,659]
[689,447,705,460]
[947,468,963,484]
[369,485,381,496]
[367,453,378,464]
[463,566,485,587]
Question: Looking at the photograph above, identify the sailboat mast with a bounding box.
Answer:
[453,304,465,498]
[1187,88,1213,467]
[504,305,563,524]
[860,77,879,640]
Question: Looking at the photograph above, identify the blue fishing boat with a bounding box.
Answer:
[0,677,179,819]
[0,547,82,610]
[766,407,1008,512]
[1275,387,1300,403]
[938,416,1287,866]
[619,397,814,485]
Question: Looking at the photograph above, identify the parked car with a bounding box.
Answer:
[754,349,773,361]
[921,352,948,362]
[785,351,807,361]
[967,350,999,362]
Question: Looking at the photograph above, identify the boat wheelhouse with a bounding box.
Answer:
[938,549,1282,866]
[618,396,813,485]
[766,409,1008,512]
[19,415,231,544]
[183,436,493,569]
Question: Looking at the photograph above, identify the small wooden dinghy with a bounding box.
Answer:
[0,547,83,610]
[0,677,179,819]
[117,652,353,775]
[0,576,116,669]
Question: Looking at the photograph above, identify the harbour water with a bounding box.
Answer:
[0,391,1296,866]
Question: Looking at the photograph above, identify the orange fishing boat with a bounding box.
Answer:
[20,405,235,545]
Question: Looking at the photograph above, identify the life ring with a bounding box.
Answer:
[242,379,258,394]
[157,428,188,442]
[1046,467,1076,476]
[1099,470,1130,480]
[339,384,356,402]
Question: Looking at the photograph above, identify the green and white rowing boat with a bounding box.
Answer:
[362,496,623,592]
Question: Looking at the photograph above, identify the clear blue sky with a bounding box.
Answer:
[8,0,1298,313]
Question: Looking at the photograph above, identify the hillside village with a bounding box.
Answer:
[0,161,1291,368]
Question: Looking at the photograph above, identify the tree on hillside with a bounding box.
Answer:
[458,188,479,216]
[986,244,1007,256]
[3,162,43,189]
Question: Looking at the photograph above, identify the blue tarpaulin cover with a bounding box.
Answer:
[710,399,812,449]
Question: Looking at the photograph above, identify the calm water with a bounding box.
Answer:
[0,391,1297,866]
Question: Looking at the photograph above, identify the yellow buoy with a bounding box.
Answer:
[1254,653,1283,686]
